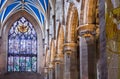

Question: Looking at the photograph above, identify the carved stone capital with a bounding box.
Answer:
[77,24,99,40]
[44,67,49,73]
[48,62,54,69]
[54,54,63,64]
[64,43,77,54]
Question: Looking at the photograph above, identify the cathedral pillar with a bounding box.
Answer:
[64,43,78,79]
[54,54,64,79]
[77,24,97,79]
[44,67,49,79]
[63,2,78,79]
[48,63,55,79]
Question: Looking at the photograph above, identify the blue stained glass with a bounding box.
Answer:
[9,39,13,54]
[32,40,37,54]
[14,57,19,71]
[32,57,37,72]
[20,57,26,71]
[8,56,13,71]
[8,17,37,72]
[26,57,31,71]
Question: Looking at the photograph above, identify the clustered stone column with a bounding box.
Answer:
[77,24,97,79]
[44,67,49,79]
[63,2,78,79]
[64,43,78,79]
[48,63,55,79]
[54,54,64,79]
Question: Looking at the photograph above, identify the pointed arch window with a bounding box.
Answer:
[8,17,37,72]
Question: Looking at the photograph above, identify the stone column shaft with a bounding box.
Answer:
[78,24,97,79]
[55,54,64,79]
[44,68,49,79]
[48,63,55,79]
[49,68,55,79]
[44,73,48,79]
[55,61,64,79]
[64,43,78,79]
[79,37,88,79]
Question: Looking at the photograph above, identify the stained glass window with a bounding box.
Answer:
[8,17,37,72]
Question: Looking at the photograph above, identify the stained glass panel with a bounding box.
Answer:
[8,56,13,72]
[32,57,37,72]
[8,17,37,72]
[26,57,32,71]
[19,57,26,71]
[14,57,19,71]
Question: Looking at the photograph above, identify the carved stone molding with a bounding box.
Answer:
[48,62,55,69]
[64,43,78,54]
[54,54,64,64]
[44,67,49,74]
[77,24,99,41]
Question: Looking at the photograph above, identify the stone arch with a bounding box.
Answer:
[80,0,98,24]
[45,48,50,67]
[87,0,98,24]
[49,39,56,64]
[1,10,44,38]
[65,3,78,43]
[56,23,64,57]
[0,10,44,74]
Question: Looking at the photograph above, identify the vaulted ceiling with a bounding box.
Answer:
[0,0,49,26]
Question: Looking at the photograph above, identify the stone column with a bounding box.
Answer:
[44,67,49,79]
[48,63,55,79]
[54,54,64,79]
[64,43,78,79]
[77,24,97,79]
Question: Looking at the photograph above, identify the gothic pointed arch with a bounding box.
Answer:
[80,0,97,24]
[1,10,44,73]
[50,39,56,63]
[7,17,38,72]
[56,23,64,56]
[45,47,50,67]
[1,10,44,38]
[65,3,78,43]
